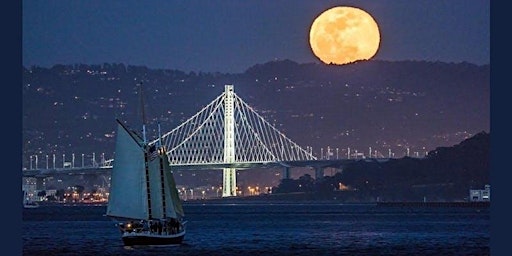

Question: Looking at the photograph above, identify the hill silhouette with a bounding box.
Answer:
[272,131,490,202]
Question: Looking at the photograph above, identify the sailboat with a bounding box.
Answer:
[106,116,186,246]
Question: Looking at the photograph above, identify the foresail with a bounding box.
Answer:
[106,120,148,220]
[163,154,184,217]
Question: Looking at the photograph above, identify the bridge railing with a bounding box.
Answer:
[24,153,113,171]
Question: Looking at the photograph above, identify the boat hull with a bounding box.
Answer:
[122,231,185,246]
[23,202,39,209]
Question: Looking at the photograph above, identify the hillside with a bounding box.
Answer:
[22,59,489,169]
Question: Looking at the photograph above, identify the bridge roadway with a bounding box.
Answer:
[22,158,391,178]
[22,166,113,178]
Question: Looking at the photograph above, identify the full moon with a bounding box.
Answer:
[309,6,380,65]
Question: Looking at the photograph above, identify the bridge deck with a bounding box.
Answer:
[22,158,392,176]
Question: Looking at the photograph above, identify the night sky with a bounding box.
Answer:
[23,0,489,73]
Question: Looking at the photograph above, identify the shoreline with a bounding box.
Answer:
[29,193,490,207]
[376,201,490,208]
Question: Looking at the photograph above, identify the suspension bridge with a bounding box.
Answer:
[23,85,391,197]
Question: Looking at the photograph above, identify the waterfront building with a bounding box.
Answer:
[469,184,490,202]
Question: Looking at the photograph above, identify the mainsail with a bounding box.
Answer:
[147,147,184,219]
[106,120,148,220]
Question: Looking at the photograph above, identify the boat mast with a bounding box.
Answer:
[139,82,147,145]
[157,122,162,147]
[139,82,154,219]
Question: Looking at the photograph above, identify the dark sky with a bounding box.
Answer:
[22,0,489,73]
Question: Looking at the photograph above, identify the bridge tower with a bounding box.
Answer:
[222,85,237,197]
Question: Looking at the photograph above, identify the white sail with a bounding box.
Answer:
[106,120,148,220]
[147,150,167,219]
[164,158,184,217]
[147,146,184,219]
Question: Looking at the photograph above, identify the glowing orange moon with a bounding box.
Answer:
[309,6,380,65]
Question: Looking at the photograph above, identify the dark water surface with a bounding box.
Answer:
[22,201,489,255]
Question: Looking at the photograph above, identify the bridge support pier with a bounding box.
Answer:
[314,167,324,180]
[283,167,291,179]
[222,168,237,197]
[222,85,237,197]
